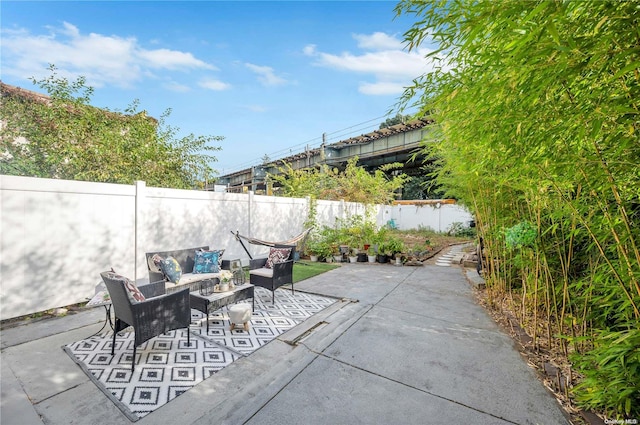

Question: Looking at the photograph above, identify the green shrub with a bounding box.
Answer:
[571,329,640,417]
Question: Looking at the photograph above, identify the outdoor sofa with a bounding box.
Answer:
[145,246,232,295]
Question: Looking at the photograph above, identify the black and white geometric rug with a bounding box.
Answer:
[63,287,337,421]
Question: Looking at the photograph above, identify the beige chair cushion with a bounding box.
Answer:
[250,268,273,278]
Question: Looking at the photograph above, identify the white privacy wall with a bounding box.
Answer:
[0,175,471,320]
[0,176,137,321]
[383,203,473,232]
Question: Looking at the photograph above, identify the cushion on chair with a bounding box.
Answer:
[194,250,220,274]
[250,268,274,278]
[124,279,146,303]
[158,256,182,283]
[265,247,292,269]
[105,271,146,303]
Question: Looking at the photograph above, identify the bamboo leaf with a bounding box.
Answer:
[611,62,640,80]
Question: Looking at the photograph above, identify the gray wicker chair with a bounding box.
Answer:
[249,245,296,303]
[100,271,191,371]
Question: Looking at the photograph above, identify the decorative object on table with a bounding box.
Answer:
[228,303,252,331]
[230,259,246,285]
[199,278,216,296]
[86,290,111,307]
[216,270,234,292]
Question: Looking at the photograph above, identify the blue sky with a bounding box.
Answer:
[1,1,436,175]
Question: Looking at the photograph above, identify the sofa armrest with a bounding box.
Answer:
[272,259,294,277]
[139,280,167,298]
[130,288,191,345]
[221,259,232,270]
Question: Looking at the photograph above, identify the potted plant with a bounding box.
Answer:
[367,246,377,263]
[305,237,322,262]
[348,247,358,263]
[306,234,333,262]
[386,237,405,258]
[377,242,389,263]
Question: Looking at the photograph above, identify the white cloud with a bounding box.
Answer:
[137,49,215,71]
[302,44,317,56]
[303,32,439,96]
[245,63,287,87]
[199,79,232,91]
[315,49,427,79]
[353,32,404,50]
[359,81,407,96]
[0,22,216,89]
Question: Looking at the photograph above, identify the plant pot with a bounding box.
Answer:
[357,253,367,262]
[348,256,358,263]
[333,255,343,263]
[310,255,319,262]
[368,255,376,263]
[377,254,388,263]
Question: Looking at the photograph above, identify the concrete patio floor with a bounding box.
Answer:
[1,247,571,425]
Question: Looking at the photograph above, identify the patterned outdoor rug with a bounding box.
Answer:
[63,287,337,421]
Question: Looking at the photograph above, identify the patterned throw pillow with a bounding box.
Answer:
[265,247,292,269]
[202,248,225,267]
[194,250,220,274]
[123,279,146,303]
[151,254,164,269]
[106,271,146,304]
[159,256,182,283]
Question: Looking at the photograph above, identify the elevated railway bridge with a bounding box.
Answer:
[212,118,435,193]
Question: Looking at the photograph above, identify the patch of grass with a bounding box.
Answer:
[293,261,340,282]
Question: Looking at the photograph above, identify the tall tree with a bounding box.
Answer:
[379,113,411,129]
[268,157,409,204]
[0,66,222,189]
[396,0,640,417]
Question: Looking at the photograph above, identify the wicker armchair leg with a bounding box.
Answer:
[132,344,137,371]
[111,330,117,356]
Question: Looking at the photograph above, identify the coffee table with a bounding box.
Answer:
[190,283,254,332]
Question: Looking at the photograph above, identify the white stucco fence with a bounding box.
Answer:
[0,175,471,320]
